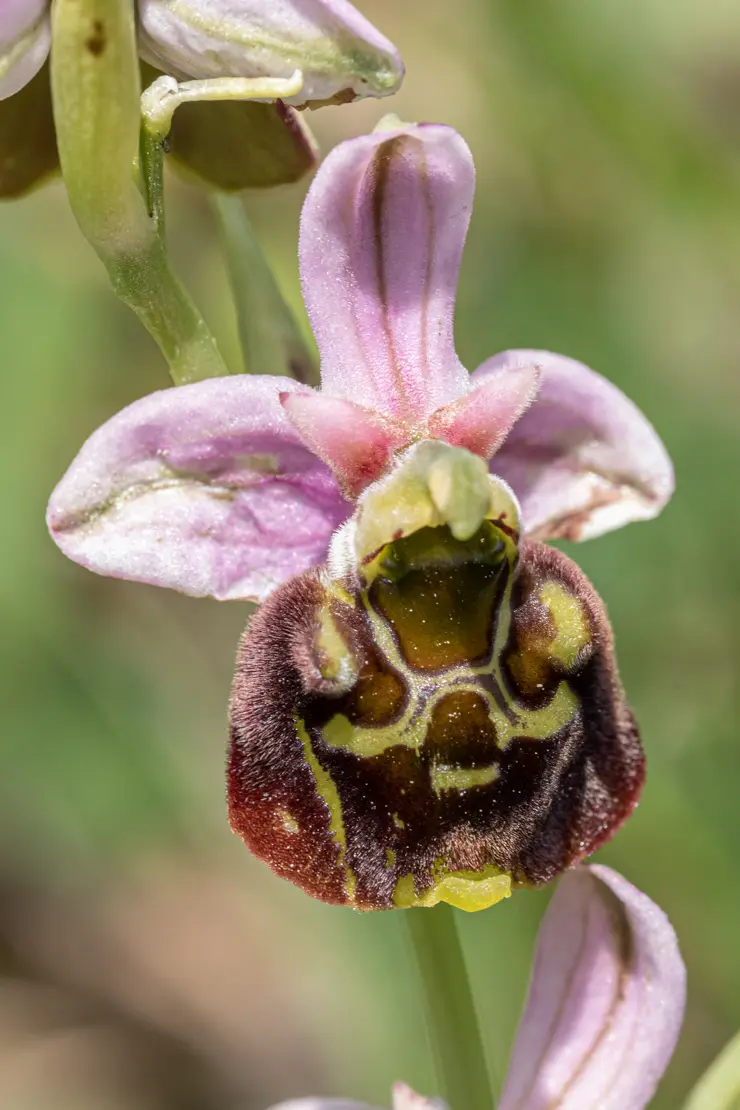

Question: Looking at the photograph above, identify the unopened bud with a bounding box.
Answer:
[137,0,404,108]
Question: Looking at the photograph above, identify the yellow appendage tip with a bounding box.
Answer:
[393,867,512,912]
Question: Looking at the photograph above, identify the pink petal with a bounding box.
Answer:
[300,123,473,425]
[281,391,408,498]
[264,1087,442,1110]
[47,377,350,602]
[472,351,674,541]
[267,1102,379,1110]
[428,363,540,459]
[0,0,47,45]
[500,865,686,1110]
[0,0,50,100]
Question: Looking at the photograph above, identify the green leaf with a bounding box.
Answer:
[213,193,318,384]
[684,1030,740,1110]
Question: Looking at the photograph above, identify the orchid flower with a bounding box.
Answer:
[268,866,687,1110]
[47,121,673,910]
[0,0,403,195]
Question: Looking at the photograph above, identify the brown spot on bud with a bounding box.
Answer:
[85,19,106,57]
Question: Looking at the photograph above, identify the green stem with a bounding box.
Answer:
[405,905,495,1110]
[131,69,309,382]
[138,70,304,242]
[108,244,228,385]
[139,124,166,240]
[50,0,228,386]
[140,72,304,140]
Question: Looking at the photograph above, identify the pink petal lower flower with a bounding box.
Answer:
[265,1087,442,1110]
[500,864,686,1110]
[473,350,674,542]
[47,377,350,602]
[261,869,683,1110]
[267,1102,381,1110]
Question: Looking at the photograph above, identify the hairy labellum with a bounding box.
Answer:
[228,444,644,911]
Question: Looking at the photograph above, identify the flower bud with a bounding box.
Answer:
[0,0,50,100]
[228,443,645,911]
[52,0,152,254]
[137,0,404,107]
[138,57,317,191]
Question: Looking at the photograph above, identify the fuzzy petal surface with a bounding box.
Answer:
[47,377,350,602]
[428,363,540,460]
[0,0,50,100]
[281,391,408,498]
[265,1086,442,1110]
[473,350,674,541]
[267,1102,379,1110]
[137,0,403,106]
[300,123,473,424]
[499,865,686,1110]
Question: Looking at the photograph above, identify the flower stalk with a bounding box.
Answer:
[405,905,495,1110]
[51,0,227,384]
[140,71,304,140]
[138,69,305,239]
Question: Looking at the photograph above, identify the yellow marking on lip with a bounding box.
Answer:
[497,682,580,748]
[325,579,355,607]
[393,865,512,912]
[322,710,426,758]
[278,808,300,834]
[320,676,579,759]
[538,581,590,667]
[295,717,356,902]
[315,605,359,689]
[429,763,500,794]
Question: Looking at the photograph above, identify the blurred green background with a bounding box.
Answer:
[1,0,739,1106]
